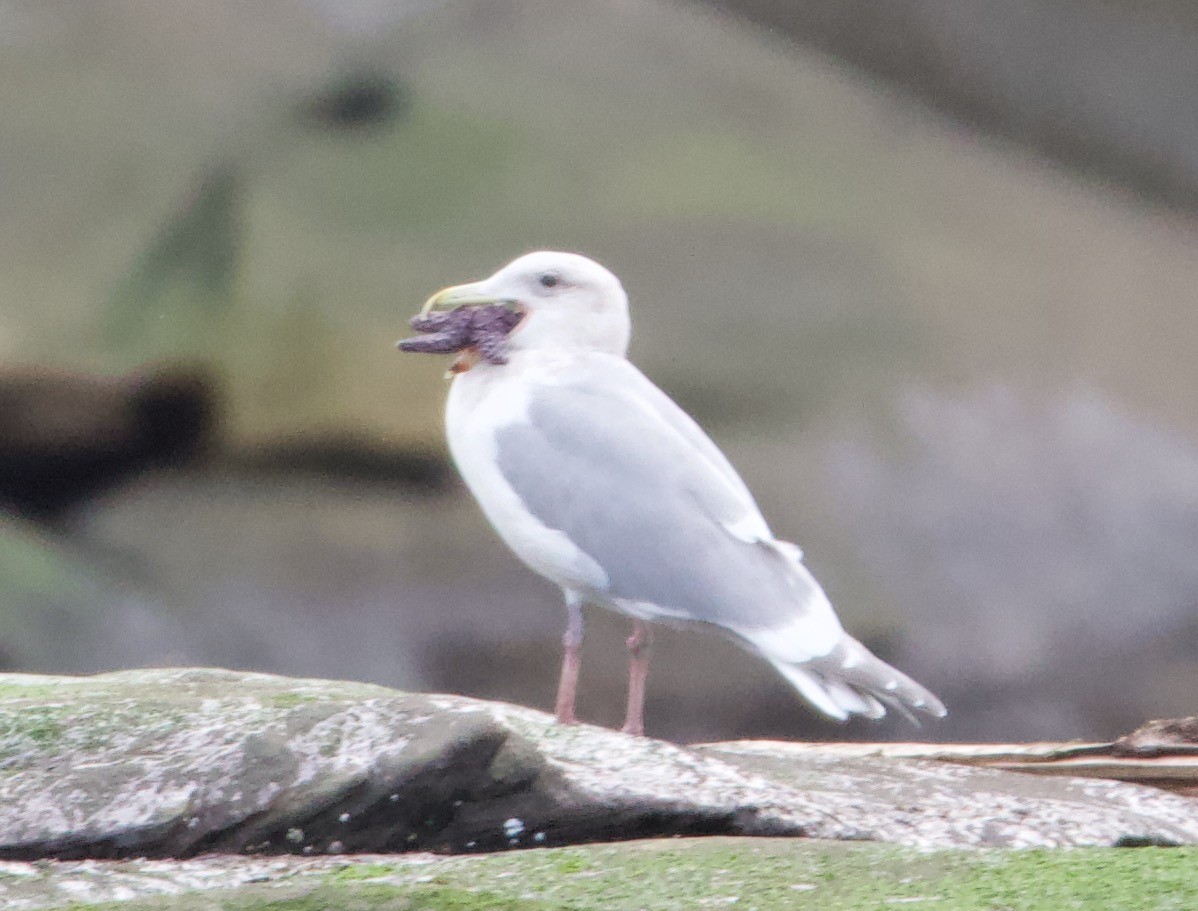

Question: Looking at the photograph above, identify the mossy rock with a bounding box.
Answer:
[2,668,1198,864]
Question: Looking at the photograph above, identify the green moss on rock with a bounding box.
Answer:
[25,839,1198,911]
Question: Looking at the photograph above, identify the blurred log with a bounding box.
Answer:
[0,365,218,520]
[716,718,1198,797]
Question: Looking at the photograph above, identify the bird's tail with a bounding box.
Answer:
[767,635,946,724]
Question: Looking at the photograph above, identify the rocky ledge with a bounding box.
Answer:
[2,668,1198,860]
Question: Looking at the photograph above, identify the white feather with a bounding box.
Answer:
[446,359,609,594]
[768,661,849,721]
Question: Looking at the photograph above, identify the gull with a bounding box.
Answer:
[417,251,945,735]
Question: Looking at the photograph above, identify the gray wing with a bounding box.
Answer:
[596,358,771,538]
[494,357,835,638]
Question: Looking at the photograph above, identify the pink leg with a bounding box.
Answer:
[554,643,581,724]
[620,620,654,736]
[554,593,584,725]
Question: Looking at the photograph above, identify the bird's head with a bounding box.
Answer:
[422,251,631,358]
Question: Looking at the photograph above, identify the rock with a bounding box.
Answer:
[827,386,1198,741]
[715,0,1198,210]
[0,517,240,674]
[3,669,1198,860]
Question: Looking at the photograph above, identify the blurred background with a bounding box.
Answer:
[4,0,1198,744]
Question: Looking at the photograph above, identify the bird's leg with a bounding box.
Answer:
[620,620,654,736]
[554,592,584,725]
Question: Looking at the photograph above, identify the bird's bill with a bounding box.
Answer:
[421,281,511,315]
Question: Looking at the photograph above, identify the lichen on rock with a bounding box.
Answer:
[2,668,1198,862]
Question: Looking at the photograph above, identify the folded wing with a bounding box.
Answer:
[493,355,844,662]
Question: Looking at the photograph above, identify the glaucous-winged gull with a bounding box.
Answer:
[403,251,945,735]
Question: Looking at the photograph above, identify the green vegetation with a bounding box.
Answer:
[269,693,321,710]
[3,710,64,747]
[27,839,1198,910]
[325,863,406,883]
[0,672,363,769]
[0,525,87,604]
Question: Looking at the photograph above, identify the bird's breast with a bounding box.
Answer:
[445,367,608,594]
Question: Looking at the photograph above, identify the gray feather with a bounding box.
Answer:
[495,368,811,632]
[771,636,947,721]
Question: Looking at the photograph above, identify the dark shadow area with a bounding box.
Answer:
[0,366,218,521]
[226,436,452,492]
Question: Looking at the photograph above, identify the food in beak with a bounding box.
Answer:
[397,304,523,365]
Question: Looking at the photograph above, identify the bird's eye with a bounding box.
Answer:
[537,272,560,289]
